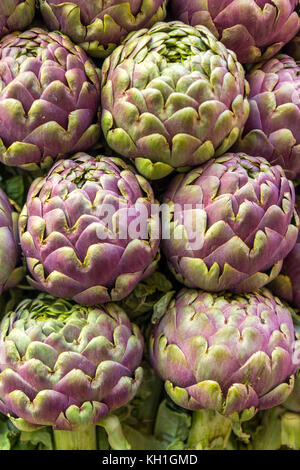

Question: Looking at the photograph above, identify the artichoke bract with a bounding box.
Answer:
[0,188,23,295]
[19,154,160,305]
[39,0,168,58]
[0,295,144,430]
[101,21,250,180]
[162,153,298,293]
[150,288,297,417]
[171,0,300,64]
[0,1,35,39]
[237,55,300,180]
[0,29,101,171]
[270,199,300,309]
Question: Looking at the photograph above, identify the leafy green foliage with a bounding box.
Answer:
[0,414,53,450]
[0,164,34,208]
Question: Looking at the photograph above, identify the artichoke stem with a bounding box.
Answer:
[53,426,97,450]
[188,410,232,450]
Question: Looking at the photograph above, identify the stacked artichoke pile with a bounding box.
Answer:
[0,0,300,451]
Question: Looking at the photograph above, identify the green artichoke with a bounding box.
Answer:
[171,0,300,64]
[0,29,101,171]
[101,21,250,180]
[162,153,298,293]
[150,288,297,418]
[39,0,168,58]
[237,54,300,180]
[19,154,160,305]
[0,295,144,431]
[0,188,23,295]
[0,1,35,39]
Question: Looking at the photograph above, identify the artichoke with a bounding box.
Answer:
[0,1,35,39]
[171,0,300,64]
[0,188,23,295]
[237,55,300,180]
[101,21,250,180]
[269,198,300,308]
[39,0,168,58]
[162,153,298,293]
[19,154,160,305]
[150,288,297,417]
[0,29,101,171]
[0,295,144,431]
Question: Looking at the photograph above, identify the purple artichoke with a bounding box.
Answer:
[237,55,300,180]
[171,0,300,64]
[0,188,23,295]
[19,154,160,305]
[150,288,297,416]
[101,21,250,180]
[0,1,35,39]
[269,198,300,308]
[39,0,168,58]
[162,153,298,293]
[0,29,101,171]
[0,295,144,431]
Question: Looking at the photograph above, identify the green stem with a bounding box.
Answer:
[53,425,97,450]
[98,415,131,450]
[188,410,232,450]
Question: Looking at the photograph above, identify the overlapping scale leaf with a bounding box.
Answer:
[39,0,168,58]
[162,153,298,293]
[237,55,300,179]
[101,21,249,180]
[171,0,300,64]
[270,198,300,308]
[0,295,144,430]
[19,153,160,305]
[0,29,101,171]
[0,1,35,39]
[150,288,297,417]
[0,188,23,294]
